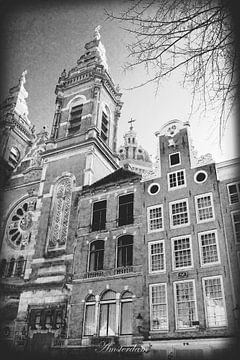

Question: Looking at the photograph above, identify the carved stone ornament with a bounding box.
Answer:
[47,177,73,251]
[6,197,37,249]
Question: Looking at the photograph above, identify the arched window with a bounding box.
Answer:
[8,147,20,168]
[99,290,116,336]
[6,197,37,250]
[47,177,73,251]
[117,235,133,268]
[89,240,104,272]
[68,97,84,134]
[15,256,25,277]
[7,258,15,277]
[100,105,110,143]
[120,291,133,335]
[0,259,7,277]
[84,294,96,336]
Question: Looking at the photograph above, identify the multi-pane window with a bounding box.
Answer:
[203,276,227,327]
[172,236,193,270]
[174,280,197,329]
[91,200,107,231]
[99,291,117,336]
[231,211,240,243]
[9,147,20,168]
[168,170,186,190]
[84,294,96,336]
[29,306,64,330]
[198,230,220,266]
[170,199,189,228]
[118,193,134,226]
[89,240,104,272]
[117,235,133,268]
[150,284,168,331]
[169,152,180,167]
[83,290,133,337]
[101,111,109,142]
[69,104,83,134]
[148,240,165,273]
[195,193,214,223]
[227,182,240,204]
[147,205,164,232]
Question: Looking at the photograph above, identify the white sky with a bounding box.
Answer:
[1,1,238,163]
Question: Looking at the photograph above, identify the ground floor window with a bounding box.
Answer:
[83,290,133,337]
[203,276,227,327]
[149,283,168,331]
[174,280,198,329]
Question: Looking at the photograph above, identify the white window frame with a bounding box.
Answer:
[231,210,240,243]
[168,169,186,191]
[148,240,166,274]
[171,235,193,270]
[169,152,181,167]
[227,182,240,204]
[202,275,227,328]
[149,283,168,331]
[169,198,190,229]
[194,170,208,184]
[195,192,215,224]
[174,279,198,330]
[198,230,220,267]
[147,204,164,233]
[148,183,160,195]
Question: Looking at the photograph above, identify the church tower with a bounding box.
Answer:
[0,71,34,184]
[47,26,122,178]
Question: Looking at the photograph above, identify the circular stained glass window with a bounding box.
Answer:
[6,197,37,249]
[148,183,160,195]
[194,170,208,184]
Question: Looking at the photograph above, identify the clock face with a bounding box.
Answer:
[6,197,37,249]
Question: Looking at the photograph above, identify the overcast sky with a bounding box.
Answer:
[1,0,238,162]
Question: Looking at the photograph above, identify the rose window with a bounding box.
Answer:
[6,197,37,249]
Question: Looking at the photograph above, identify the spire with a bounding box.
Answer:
[76,26,108,71]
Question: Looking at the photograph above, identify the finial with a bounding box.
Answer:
[20,70,27,85]
[128,118,136,131]
[94,25,101,40]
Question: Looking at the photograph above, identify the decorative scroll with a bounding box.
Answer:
[48,177,73,251]
[6,197,37,249]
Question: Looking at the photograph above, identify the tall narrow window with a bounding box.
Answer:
[198,230,220,266]
[170,199,189,228]
[91,200,107,231]
[84,295,96,336]
[99,291,116,336]
[231,210,240,243]
[7,258,15,277]
[203,276,227,327]
[118,193,134,226]
[147,205,164,232]
[120,291,133,335]
[150,284,168,331]
[89,240,104,271]
[8,147,20,168]
[227,182,240,204]
[117,235,133,268]
[15,256,25,277]
[0,259,7,277]
[195,193,215,223]
[101,106,110,143]
[172,236,193,270]
[68,104,83,134]
[47,177,73,251]
[148,240,165,273]
[174,280,197,329]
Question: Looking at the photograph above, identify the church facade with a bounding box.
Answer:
[0,30,239,359]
